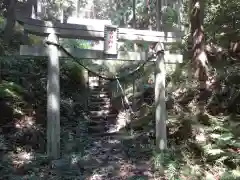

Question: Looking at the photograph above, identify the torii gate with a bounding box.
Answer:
[16,12,183,160]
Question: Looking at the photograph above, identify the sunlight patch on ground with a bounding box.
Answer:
[13,108,24,115]
[118,162,135,177]
[15,116,35,129]
[107,139,121,144]
[10,148,34,167]
[88,174,103,180]
[107,110,131,133]
[179,164,204,179]
[194,126,207,144]
[70,154,81,164]
[89,82,99,87]
[93,109,110,116]
[4,88,20,99]
[195,132,206,143]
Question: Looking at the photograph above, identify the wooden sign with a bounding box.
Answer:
[104,25,118,56]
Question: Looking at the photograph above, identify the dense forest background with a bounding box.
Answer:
[0,0,240,179]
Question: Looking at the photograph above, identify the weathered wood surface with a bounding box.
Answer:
[155,0,168,153]
[20,45,183,63]
[15,16,183,42]
[67,17,112,26]
[154,43,168,151]
[46,33,60,159]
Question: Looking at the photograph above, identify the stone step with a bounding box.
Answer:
[90,131,123,137]
[87,106,112,111]
[89,114,107,120]
[89,76,108,82]
[89,76,99,80]
[88,120,105,125]
[87,106,111,113]
[89,87,108,91]
[87,105,111,111]
[90,92,109,97]
[88,124,106,129]
[89,110,110,116]
[88,125,107,132]
[90,93,109,98]
[89,86,109,91]
[90,91,108,95]
[90,113,117,119]
[89,111,117,118]
[89,84,109,88]
[89,90,109,95]
[88,81,100,85]
[89,94,110,98]
[88,97,110,103]
[88,80,109,85]
[88,100,111,106]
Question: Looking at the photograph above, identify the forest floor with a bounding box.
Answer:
[0,59,240,179]
[0,99,239,180]
[0,78,158,180]
[0,106,158,179]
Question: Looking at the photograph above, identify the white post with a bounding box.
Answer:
[155,42,167,151]
[47,33,60,159]
[60,9,64,23]
[31,0,38,19]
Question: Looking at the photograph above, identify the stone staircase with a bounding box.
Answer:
[87,76,118,135]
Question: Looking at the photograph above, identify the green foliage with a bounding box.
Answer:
[63,61,85,85]
[61,39,92,49]
[205,0,240,44]
[0,16,5,30]
[153,150,181,179]
[162,7,178,26]
[0,81,25,100]
[28,35,43,45]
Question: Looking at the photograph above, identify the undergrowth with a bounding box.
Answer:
[0,45,240,179]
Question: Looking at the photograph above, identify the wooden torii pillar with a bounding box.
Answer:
[18,18,183,159]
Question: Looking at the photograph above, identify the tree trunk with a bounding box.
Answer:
[190,0,209,114]
[133,0,136,29]
[147,0,152,30]
[3,0,16,44]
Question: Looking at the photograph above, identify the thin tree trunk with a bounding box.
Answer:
[133,0,136,29]
[156,0,162,30]
[132,0,137,112]
[147,0,152,30]
[3,0,16,44]
[190,0,209,114]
